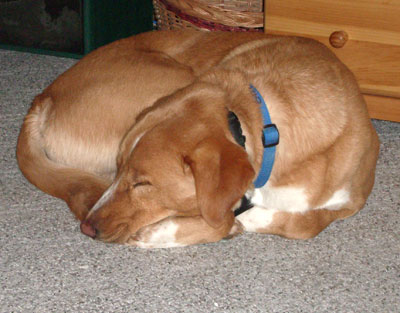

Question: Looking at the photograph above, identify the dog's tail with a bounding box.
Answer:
[16,95,109,220]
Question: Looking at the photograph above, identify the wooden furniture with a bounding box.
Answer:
[264,0,400,122]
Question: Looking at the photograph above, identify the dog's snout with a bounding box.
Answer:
[80,219,97,238]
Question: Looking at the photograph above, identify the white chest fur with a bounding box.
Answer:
[238,184,351,233]
[246,184,350,213]
[249,185,311,213]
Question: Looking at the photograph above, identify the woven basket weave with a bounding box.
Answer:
[153,0,264,32]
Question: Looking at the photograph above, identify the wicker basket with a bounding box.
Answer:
[153,0,264,32]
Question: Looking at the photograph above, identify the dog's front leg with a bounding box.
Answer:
[236,205,356,239]
[127,214,243,249]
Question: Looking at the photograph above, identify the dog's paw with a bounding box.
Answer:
[224,219,244,240]
[127,218,186,249]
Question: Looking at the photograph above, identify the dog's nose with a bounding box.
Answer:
[80,220,97,238]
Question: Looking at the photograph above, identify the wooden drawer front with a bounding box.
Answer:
[264,0,400,99]
[364,94,400,122]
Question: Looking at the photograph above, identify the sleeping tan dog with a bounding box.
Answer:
[17,30,379,248]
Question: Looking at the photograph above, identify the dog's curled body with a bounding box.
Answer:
[17,31,379,247]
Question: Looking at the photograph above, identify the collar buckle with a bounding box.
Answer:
[262,123,279,148]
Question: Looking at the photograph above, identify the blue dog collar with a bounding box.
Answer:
[250,84,279,188]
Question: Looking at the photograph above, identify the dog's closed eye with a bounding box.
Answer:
[133,181,152,188]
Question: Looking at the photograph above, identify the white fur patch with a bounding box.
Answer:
[252,185,310,213]
[129,132,145,155]
[89,176,122,216]
[133,219,185,249]
[88,132,145,216]
[316,188,350,211]
[237,206,276,232]
[238,185,309,232]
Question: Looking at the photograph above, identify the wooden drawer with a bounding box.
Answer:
[264,0,400,122]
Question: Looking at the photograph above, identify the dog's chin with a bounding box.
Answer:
[96,223,133,244]
[95,218,168,245]
[122,218,183,248]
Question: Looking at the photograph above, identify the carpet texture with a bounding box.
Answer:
[0,49,399,313]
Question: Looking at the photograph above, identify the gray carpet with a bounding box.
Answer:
[0,49,399,313]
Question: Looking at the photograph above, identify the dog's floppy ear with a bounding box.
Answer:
[184,136,255,228]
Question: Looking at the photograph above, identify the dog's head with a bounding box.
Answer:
[80,83,255,243]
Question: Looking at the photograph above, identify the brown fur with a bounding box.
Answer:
[16,30,379,247]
